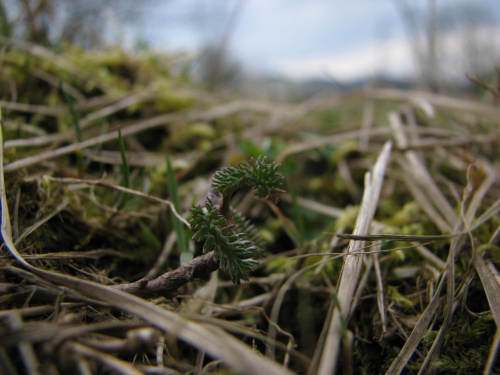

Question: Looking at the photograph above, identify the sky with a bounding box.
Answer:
[134,0,500,83]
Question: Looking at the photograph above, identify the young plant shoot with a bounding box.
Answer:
[189,157,284,283]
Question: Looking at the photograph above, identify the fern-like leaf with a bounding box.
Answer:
[211,156,284,202]
[189,157,284,283]
[189,202,258,283]
[231,208,266,256]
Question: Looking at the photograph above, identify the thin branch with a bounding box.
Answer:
[44,176,190,228]
[467,74,500,98]
[368,87,500,117]
[112,252,219,298]
[4,100,282,172]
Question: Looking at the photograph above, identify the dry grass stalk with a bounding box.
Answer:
[484,329,500,375]
[368,87,500,117]
[4,99,290,172]
[388,151,499,373]
[1,39,499,373]
[44,176,189,227]
[1,123,293,375]
[389,111,457,231]
[315,141,392,375]
[0,36,105,89]
[386,276,445,374]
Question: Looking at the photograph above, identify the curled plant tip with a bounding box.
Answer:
[189,157,284,283]
[206,188,223,211]
[211,156,284,203]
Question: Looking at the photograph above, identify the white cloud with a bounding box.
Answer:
[275,24,500,82]
[134,1,500,83]
[435,25,500,79]
[276,37,416,82]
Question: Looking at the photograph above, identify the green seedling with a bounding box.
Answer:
[189,157,284,283]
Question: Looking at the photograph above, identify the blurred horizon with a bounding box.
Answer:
[2,0,500,92]
[134,0,500,85]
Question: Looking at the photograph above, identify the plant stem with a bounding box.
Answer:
[112,252,219,298]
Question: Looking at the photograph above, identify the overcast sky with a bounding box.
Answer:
[134,0,500,82]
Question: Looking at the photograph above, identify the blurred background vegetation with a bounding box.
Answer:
[1,0,499,96]
[0,1,499,374]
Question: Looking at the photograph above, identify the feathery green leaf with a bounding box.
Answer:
[211,156,284,202]
[189,202,258,283]
[232,208,265,255]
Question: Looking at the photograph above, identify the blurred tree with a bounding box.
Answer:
[394,0,440,92]
[0,0,244,89]
[188,0,246,89]
[436,3,500,82]
[0,0,159,48]
[394,0,500,91]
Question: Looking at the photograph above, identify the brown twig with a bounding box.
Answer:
[466,73,500,98]
[112,252,219,298]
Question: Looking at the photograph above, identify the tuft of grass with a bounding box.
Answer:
[59,80,83,173]
[166,157,188,256]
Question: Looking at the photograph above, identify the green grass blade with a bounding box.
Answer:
[0,106,4,146]
[118,128,131,189]
[118,128,131,205]
[138,219,161,252]
[287,178,305,245]
[166,157,187,255]
[59,80,83,173]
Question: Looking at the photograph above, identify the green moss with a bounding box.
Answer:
[335,205,359,229]
[479,244,500,261]
[327,139,359,166]
[265,256,296,274]
[387,285,415,308]
[153,93,193,112]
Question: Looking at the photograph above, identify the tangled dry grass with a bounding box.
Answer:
[1,37,500,374]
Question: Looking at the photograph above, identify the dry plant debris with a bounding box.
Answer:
[1,38,500,374]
